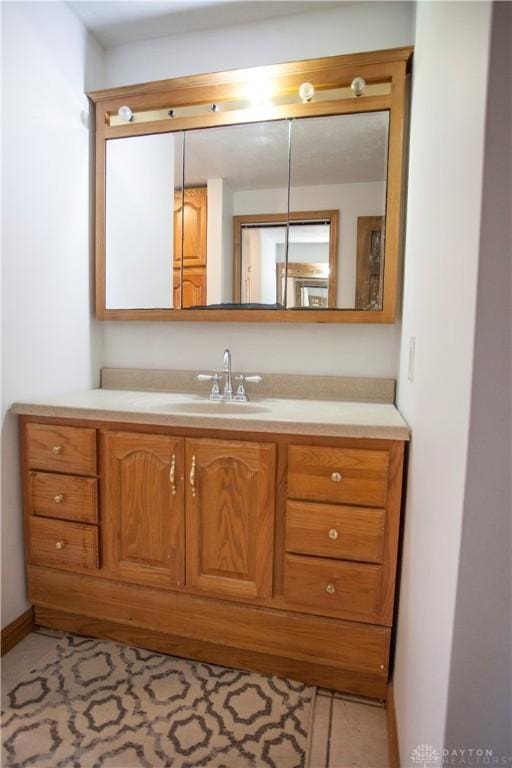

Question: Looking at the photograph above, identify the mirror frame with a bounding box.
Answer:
[88,46,413,323]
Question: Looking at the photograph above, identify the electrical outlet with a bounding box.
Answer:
[408,337,416,382]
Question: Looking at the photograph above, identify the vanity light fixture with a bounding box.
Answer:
[117,105,134,122]
[351,76,366,97]
[298,82,315,103]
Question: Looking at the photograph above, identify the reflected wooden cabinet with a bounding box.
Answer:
[185,438,275,600]
[173,268,207,308]
[173,187,207,269]
[174,187,207,308]
[102,432,185,588]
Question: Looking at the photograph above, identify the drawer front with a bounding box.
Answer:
[28,517,99,571]
[30,472,98,524]
[287,445,388,507]
[286,501,384,563]
[26,424,97,476]
[284,553,382,622]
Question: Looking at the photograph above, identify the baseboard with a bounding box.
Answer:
[1,607,34,656]
[386,681,400,768]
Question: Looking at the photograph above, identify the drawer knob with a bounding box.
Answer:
[52,445,62,455]
[54,494,64,504]
[330,472,342,483]
[326,582,336,594]
[328,528,339,540]
[55,540,65,550]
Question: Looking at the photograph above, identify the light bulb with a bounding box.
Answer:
[298,82,315,103]
[245,78,272,107]
[118,105,134,122]
[351,77,366,97]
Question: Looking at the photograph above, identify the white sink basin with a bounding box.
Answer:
[156,401,271,416]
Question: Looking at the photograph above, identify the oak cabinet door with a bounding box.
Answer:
[102,432,185,588]
[173,187,207,268]
[186,438,275,600]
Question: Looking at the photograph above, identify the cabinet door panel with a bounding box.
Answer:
[174,187,207,268]
[186,438,275,600]
[102,432,184,588]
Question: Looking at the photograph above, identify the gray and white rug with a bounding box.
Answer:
[1,633,315,768]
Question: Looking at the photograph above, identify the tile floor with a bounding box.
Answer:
[1,630,389,768]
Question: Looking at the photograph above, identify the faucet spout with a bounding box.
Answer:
[223,349,233,400]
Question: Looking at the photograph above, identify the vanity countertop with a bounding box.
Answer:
[11,388,409,441]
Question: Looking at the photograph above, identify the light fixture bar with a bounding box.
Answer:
[108,82,391,127]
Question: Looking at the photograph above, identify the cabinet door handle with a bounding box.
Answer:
[52,445,62,455]
[189,455,197,497]
[53,494,65,504]
[330,472,342,483]
[55,540,65,550]
[170,454,177,496]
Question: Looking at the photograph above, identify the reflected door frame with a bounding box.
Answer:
[233,210,339,308]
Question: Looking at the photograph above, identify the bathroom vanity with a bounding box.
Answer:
[13,373,408,700]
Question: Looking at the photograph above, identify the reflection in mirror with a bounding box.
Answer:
[289,111,389,310]
[105,132,184,309]
[239,223,287,307]
[182,120,290,308]
[234,213,338,308]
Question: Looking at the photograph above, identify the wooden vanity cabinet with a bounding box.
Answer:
[20,416,405,701]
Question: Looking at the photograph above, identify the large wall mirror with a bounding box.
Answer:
[91,47,412,322]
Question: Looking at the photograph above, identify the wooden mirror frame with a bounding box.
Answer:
[88,46,412,323]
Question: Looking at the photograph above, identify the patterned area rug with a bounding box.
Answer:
[1,633,315,768]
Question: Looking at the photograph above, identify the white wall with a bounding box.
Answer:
[106,133,175,309]
[100,1,413,377]
[1,1,104,627]
[104,2,415,87]
[444,2,512,757]
[394,2,492,763]
[206,178,233,305]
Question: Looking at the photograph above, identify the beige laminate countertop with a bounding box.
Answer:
[11,389,409,441]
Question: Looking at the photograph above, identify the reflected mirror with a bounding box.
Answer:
[234,213,338,308]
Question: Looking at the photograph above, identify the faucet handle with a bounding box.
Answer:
[234,374,262,402]
[197,373,223,400]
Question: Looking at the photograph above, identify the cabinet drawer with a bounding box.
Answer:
[28,517,99,571]
[287,445,388,507]
[29,472,98,524]
[284,553,381,621]
[286,501,384,563]
[26,424,96,476]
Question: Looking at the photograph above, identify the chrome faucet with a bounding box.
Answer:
[197,349,262,401]
[223,349,233,401]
